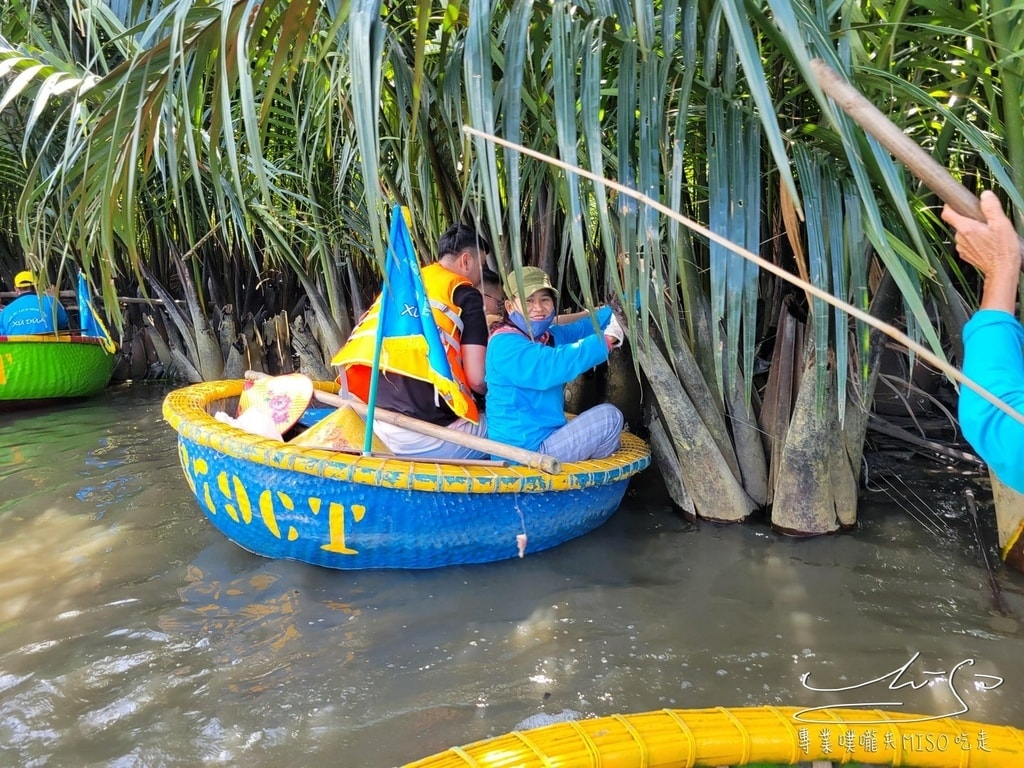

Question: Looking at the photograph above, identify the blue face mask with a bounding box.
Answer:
[509,309,556,339]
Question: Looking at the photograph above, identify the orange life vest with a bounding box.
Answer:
[332,263,481,423]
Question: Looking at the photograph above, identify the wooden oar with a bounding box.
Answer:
[317,390,562,474]
[244,371,561,474]
[809,58,1024,265]
[321,448,510,468]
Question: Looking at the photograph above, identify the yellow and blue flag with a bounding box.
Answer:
[77,272,117,354]
[347,206,462,452]
[373,206,454,385]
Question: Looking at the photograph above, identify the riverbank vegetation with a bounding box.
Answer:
[1,0,1021,533]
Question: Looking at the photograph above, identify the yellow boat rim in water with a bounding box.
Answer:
[401,706,1024,767]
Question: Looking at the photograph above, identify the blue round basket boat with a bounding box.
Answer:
[163,379,651,570]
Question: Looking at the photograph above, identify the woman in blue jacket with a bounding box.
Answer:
[484,267,624,463]
[941,190,1024,493]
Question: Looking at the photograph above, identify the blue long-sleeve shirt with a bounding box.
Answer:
[959,309,1024,493]
[485,318,609,452]
[0,293,69,336]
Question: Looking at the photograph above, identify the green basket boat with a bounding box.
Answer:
[0,334,116,403]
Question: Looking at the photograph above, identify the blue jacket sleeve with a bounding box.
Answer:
[551,315,601,344]
[960,309,1024,493]
[489,330,608,391]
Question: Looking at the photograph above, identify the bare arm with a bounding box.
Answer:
[462,343,487,394]
[941,190,1021,314]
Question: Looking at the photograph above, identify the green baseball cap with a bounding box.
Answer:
[504,266,559,301]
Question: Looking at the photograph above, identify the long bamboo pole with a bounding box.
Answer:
[809,58,1024,265]
[811,61,1024,568]
[317,390,562,474]
[244,371,562,474]
[460,127,1024,429]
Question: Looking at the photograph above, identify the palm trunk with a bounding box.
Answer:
[723,364,769,507]
[647,415,697,521]
[174,256,224,382]
[770,347,857,534]
[758,297,805,505]
[665,319,744,482]
[638,335,757,522]
[770,270,899,533]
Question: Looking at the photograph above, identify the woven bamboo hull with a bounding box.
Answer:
[402,706,1024,767]
[0,335,115,402]
[163,379,651,570]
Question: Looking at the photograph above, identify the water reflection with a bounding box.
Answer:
[0,385,1022,767]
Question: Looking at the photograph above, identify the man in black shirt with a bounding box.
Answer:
[334,224,492,459]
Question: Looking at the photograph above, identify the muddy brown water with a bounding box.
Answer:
[1,383,1022,767]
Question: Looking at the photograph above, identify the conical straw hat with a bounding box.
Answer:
[237,373,314,434]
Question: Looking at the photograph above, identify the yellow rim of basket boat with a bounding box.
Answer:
[163,379,650,494]
[401,706,1024,767]
[0,333,109,344]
